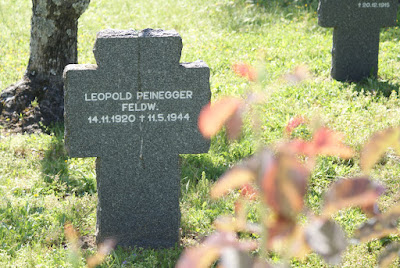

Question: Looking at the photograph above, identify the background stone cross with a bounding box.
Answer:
[64,29,210,248]
[318,0,398,81]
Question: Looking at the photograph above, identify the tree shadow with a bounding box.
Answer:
[379,10,400,43]
[351,78,400,98]
[213,0,319,32]
[181,133,254,187]
[181,153,227,185]
[40,123,96,197]
[255,0,319,9]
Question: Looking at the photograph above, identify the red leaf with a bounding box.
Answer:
[198,98,243,139]
[322,177,385,216]
[232,63,258,82]
[285,116,306,136]
[285,127,354,158]
[283,139,314,155]
[239,184,258,200]
[311,128,354,158]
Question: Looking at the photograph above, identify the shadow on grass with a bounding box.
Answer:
[212,0,319,32]
[181,153,227,185]
[103,245,183,267]
[40,123,96,196]
[255,0,319,9]
[379,11,400,43]
[352,78,400,98]
[181,132,255,190]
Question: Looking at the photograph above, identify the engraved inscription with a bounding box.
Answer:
[85,90,193,125]
[358,2,390,8]
[87,113,190,124]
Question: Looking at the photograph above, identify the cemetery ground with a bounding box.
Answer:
[1,0,400,267]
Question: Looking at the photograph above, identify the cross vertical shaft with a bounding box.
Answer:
[331,26,380,81]
[96,152,181,247]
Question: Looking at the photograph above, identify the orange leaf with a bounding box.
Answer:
[213,216,262,234]
[225,107,244,140]
[211,168,256,199]
[198,98,243,139]
[322,177,385,216]
[64,223,79,244]
[360,127,400,174]
[176,245,220,268]
[64,223,80,254]
[266,215,297,248]
[87,239,116,268]
[260,152,310,219]
[232,63,258,81]
[283,65,310,84]
[361,203,381,218]
[214,216,244,233]
[176,232,258,268]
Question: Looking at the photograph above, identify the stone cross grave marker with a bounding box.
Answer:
[318,0,398,82]
[63,29,210,248]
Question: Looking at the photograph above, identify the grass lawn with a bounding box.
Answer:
[1,0,400,267]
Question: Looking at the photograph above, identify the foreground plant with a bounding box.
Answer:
[64,223,115,268]
[177,64,400,267]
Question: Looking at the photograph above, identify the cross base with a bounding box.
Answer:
[331,26,381,82]
[95,153,180,248]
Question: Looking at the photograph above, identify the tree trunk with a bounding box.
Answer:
[0,0,90,132]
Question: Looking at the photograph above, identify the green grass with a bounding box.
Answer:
[1,0,400,267]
